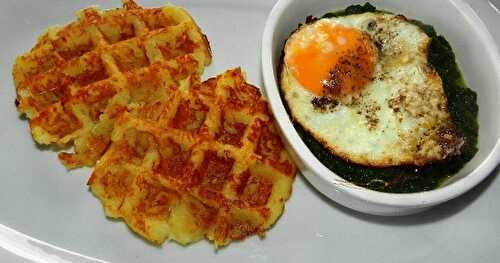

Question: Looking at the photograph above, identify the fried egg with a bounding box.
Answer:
[281,13,463,167]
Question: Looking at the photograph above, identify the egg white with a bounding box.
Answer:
[281,13,462,167]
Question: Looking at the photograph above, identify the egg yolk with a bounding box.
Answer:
[286,21,375,97]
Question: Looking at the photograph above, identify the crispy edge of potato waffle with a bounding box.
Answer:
[88,68,297,246]
[13,0,211,89]
[12,0,211,168]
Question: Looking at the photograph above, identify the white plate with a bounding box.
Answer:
[0,0,499,262]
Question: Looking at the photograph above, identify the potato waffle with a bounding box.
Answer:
[88,68,297,246]
[13,0,211,168]
[13,0,297,248]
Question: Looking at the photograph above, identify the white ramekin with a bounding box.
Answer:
[261,0,500,216]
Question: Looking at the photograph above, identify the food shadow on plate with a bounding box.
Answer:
[109,213,254,252]
[16,113,70,152]
[32,140,71,152]
[300,163,499,225]
[17,114,70,152]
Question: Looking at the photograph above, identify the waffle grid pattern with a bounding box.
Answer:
[88,69,296,246]
[13,0,296,247]
[13,1,211,168]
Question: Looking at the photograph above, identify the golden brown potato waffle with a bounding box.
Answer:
[13,0,211,168]
[88,68,297,246]
[13,0,297,248]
